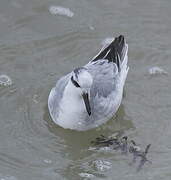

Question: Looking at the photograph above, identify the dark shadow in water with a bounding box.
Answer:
[43,103,134,179]
[43,103,134,153]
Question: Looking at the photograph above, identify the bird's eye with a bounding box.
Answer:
[71,76,80,88]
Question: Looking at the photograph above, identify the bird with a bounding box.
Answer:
[48,35,129,131]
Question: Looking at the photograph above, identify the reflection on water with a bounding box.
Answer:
[1,0,171,179]
[43,104,133,179]
[44,104,133,154]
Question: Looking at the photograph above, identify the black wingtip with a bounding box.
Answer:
[108,35,125,51]
[105,35,126,70]
[113,35,125,53]
[92,35,126,70]
[118,35,125,43]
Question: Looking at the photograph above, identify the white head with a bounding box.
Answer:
[71,67,93,115]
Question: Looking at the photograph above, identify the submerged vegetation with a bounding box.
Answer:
[91,134,152,171]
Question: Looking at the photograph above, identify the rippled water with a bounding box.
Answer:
[0,0,171,179]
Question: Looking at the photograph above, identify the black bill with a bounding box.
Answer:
[82,92,91,116]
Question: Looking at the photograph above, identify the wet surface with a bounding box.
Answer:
[0,0,171,179]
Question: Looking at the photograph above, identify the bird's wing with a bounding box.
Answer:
[84,60,120,125]
[92,35,127,72]
[48,73,70,121]
[84,35,128,124]
[84,34,128,117]
[85,59,119,98]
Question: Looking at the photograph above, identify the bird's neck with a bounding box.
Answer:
[57,80,87,129]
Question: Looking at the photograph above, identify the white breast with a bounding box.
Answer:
[56,81,87,129]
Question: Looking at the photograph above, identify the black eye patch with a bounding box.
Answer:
[71,76,80,88]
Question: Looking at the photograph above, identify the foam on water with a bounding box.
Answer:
[148,66,168,75]
[49,6,74,18]
[92,160,112,172]
[0,75,12,86]
[79,173,95,178]
[43,159,52,164]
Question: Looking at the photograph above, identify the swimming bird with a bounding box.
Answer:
[48,35,129,131]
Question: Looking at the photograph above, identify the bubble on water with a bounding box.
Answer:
[49,6,74,18]
[88,25,95,30]
[148,66,168,75]
[79,172,94,178]
[92,160,112,172]
[43,159,52,164]
[0,75,12,86]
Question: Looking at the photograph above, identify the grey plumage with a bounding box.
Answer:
[48,35,129,131]
[48,73,70,120]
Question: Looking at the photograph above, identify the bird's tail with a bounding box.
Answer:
[92,35,128,70]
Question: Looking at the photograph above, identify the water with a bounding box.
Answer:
[0,0,171,179]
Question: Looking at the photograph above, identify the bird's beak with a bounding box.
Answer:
[82,92,91,116]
